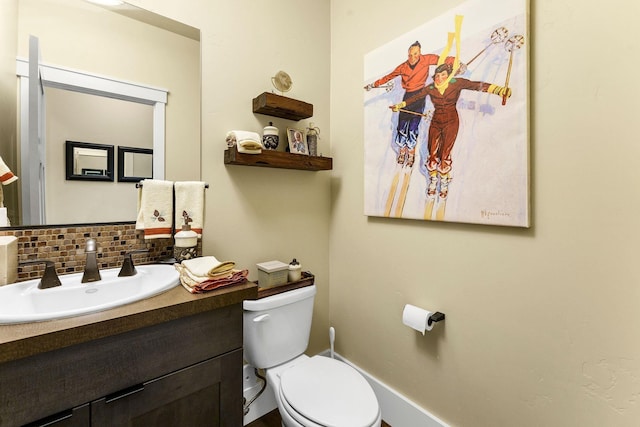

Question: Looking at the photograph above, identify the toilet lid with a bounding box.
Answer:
[280,356,379,427]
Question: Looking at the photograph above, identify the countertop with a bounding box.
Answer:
[0,281,258,364]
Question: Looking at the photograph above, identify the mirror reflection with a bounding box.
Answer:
[5,0,201,227]
[65,141,114,181]
[118,146,153,183]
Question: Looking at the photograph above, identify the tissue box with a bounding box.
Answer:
[257,260,289,288]
[0,236,18,286]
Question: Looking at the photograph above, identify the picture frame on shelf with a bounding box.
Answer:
[287,127,308,155]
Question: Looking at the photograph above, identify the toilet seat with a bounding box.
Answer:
[279,356,380,427]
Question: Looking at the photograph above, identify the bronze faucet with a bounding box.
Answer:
[81,238,101,283]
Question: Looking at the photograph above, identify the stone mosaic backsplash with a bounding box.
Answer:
[0,223,191,282]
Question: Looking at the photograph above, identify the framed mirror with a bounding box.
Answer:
[65,141,114,181]
[2,0,201,228]
[118,146,153,183]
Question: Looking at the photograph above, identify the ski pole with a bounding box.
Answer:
[466,27,509,66]
[502,34,524,106]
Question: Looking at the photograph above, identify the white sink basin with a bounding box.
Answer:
[0,264,180,324]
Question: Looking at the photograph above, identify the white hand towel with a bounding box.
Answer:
[135,179,173,239]
[226,130,263,153]
[225,130,262,148]
[175,181,206,238]
[0,156,18,185]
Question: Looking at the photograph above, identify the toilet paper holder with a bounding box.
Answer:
[427,311,446,326]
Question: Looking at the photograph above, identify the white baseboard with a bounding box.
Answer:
[318,350,449,427]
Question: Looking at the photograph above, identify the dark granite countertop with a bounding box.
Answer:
[0,281,258,364]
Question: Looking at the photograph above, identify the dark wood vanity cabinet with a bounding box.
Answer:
[1,303,245,427]
[91,350,240,426]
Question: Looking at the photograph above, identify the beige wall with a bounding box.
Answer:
[17,0,200,185]
[45,89,152,224]
[331,0,640,426]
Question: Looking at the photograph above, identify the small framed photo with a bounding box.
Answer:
[287,128,308,155]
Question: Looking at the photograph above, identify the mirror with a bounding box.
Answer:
[5,0,200,227]
[118,146,153,183]
[65,141,114,181]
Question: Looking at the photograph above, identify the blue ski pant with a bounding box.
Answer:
[394,91,426,151]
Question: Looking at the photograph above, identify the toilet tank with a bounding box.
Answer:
[243,285,316,369]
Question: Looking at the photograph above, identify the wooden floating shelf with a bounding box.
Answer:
[224,146,332,171]
[255,272,315,299]
[252,92,313,121]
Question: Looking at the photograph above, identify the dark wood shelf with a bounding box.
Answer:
[252,92,313,121]
[224,146,332,171]
[255,272,315,299]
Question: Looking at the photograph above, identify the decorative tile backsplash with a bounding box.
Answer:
[0,223,192,282]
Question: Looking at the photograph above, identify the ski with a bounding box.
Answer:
[435,198,447,220]
[424,195,447,221]
[424,172,448,221]
[394,167,413,217]
[424,197,436,220]
[384,165,402,217]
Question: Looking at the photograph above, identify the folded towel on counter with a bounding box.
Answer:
[181,255,235,277]
[175,181,206,238]
[226,130,262,154]
[175,263,249,294]
[181,266,234,286]
[135,179,173,239]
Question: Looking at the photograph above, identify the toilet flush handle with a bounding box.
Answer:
[252,314,271,323]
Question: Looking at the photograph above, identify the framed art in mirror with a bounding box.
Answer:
[65,141,114,182]
[118,146,153,183]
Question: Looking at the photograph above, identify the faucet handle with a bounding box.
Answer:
[19,260,62,289]
[118,249,149,277]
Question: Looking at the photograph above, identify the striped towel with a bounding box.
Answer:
[135,179,173,239]
[174,181,206,238]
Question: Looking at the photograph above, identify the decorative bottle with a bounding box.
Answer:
[288,258,302,282]
[174,219,198,262]
[305,123,320,156]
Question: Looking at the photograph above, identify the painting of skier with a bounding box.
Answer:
[363,0,529,227]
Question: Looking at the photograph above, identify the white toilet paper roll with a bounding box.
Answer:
[402,304,434,335]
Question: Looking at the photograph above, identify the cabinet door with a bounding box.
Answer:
[22,404,90,427]
[90,350,242,427]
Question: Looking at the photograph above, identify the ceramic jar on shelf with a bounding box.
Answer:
[262,122,279,150]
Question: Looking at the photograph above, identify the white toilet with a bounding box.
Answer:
[243,285,381,427]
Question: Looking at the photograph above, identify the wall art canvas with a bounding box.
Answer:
[363,0,529,227]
